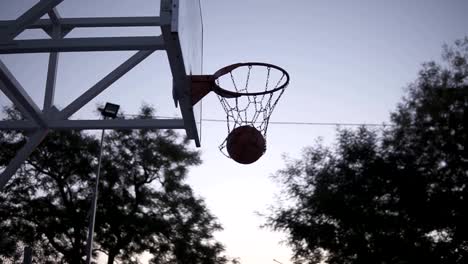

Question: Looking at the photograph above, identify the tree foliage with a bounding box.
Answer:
[0,106,229,264]
[0,126,97,264]
[267,38,468,264]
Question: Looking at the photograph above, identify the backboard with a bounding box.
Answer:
[168,0,203,146]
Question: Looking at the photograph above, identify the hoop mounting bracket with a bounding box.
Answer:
[190,75,214,105]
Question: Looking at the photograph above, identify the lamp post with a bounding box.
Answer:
[22,247,32,264]
[85,103,120,264]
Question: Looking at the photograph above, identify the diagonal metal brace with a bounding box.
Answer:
[2,0,64,40]
[0,61,46,127]
[0,130,49,190]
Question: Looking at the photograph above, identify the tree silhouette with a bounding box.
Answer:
[0,122,97,263]
[94,106,226,264]
[266,37,468,264]
[0,106,229,263]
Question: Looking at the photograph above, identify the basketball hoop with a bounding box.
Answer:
[191,62,290,164]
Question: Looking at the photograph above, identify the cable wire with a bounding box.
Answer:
[122,114,391,127]
[203,118,390,127]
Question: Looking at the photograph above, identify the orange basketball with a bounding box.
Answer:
[226,125,266,164]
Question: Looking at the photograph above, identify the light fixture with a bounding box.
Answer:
[99,102,120,119]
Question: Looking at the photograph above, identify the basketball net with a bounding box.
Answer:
[215,64,288,156]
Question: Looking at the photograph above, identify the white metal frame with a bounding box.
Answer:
[0,0,199,189]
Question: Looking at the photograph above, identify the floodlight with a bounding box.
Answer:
[99,102,120,119]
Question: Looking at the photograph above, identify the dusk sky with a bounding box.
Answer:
[1,0,468,263]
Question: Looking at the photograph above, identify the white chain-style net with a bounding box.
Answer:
[216,64,288,155]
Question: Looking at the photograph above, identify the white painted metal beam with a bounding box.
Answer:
[44,51,59,112]
[0,17,162,30]
[44,11,62,113]
[0,36,165,54]
[0,121,37,130]
[47,8,61,25]
[48,119,185,130]
[0,118,185,130]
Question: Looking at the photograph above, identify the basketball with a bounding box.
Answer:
[226,125,266,164]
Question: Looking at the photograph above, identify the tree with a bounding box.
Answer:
[266,37,468,264]
[0,106,229,263]
[0,116,98,263]
[93,106,226,264]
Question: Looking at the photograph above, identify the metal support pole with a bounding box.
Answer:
[44,19,61,113]
[23,246,32,264]
[85,127,105,264]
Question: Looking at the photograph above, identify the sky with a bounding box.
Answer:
[1,0,468,263]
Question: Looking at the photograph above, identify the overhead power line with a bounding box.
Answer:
[122,114,391,127]
[202,118,390,127]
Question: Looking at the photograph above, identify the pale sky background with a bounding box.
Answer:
[1,0,468,263]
